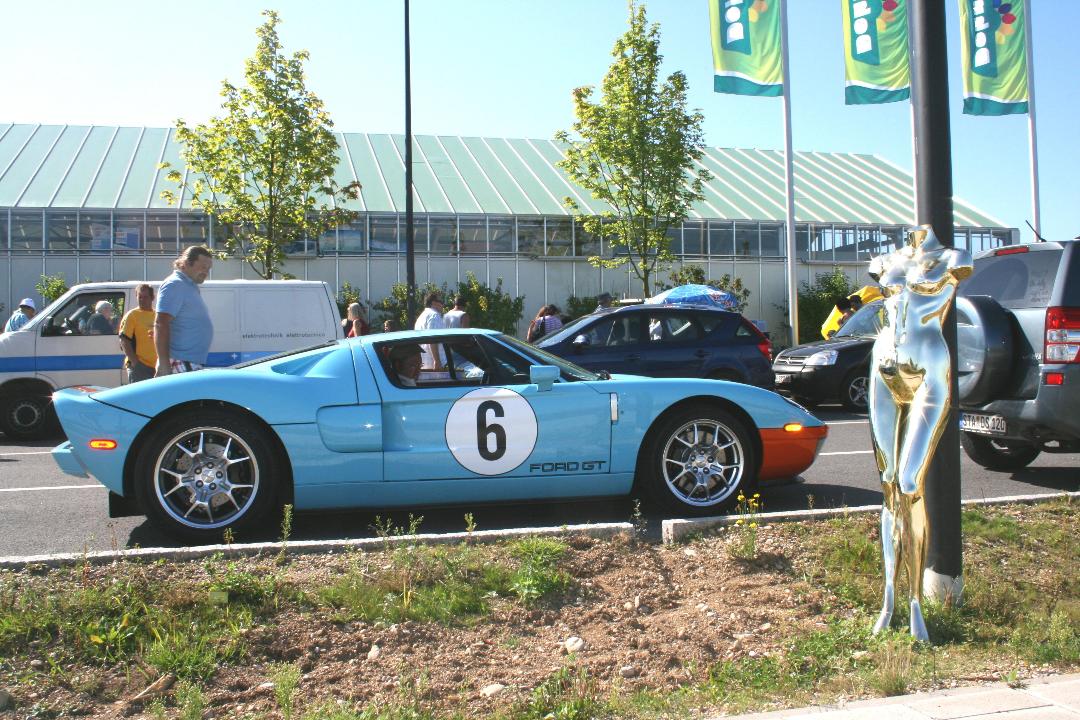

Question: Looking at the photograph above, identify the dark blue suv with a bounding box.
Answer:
[536,304,774,387]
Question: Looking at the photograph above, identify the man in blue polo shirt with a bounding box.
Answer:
[154,246,214,376]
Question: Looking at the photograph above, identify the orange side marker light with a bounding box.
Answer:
[89,439,117,450]
[783,423,803,433]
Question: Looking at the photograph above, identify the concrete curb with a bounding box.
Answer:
[709,672,1080,719]
[662,491,1079,544]
[0,522,635,571]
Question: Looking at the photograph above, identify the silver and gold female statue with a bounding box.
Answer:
[868,226,972,641]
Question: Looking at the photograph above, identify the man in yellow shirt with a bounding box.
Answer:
[118,284,157,383]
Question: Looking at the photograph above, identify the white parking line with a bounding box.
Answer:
[820,450,874,456]
[827,420,870,425]
[0,451,53,456]
[0,485,101,492]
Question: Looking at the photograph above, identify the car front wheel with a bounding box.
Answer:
[641,405,756,515]
[960,432,1040,471]
[134,409,281,542]
[841,371,869,412]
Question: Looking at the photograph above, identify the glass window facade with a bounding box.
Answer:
[0,208,1011,263]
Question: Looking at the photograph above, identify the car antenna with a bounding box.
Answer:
[1025,220,1047,243]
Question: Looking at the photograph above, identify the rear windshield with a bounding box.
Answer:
[960,249,1062,309]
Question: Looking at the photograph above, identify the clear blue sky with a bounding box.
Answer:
[3,0,1075,242]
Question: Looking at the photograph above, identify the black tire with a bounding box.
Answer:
[133,409,283,543]
[840,370,870,412]
[0,390,58,440]
[639,404,756,515]
[960,432,1041,471]
[956,296,1015,405]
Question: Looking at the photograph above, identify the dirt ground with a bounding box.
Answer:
[1,521,1067,719]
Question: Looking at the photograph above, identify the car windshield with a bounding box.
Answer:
[835,300,884,338]
[497,334,603,381]
[536,314,596,347]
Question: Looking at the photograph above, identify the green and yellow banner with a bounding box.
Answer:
[842,0,910,105]
[958,0,1029,115]
[710,0,784,97]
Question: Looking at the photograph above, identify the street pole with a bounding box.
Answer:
[404,0,417,326]
[909,0,963,604]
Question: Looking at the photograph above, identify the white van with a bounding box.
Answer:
[0,280,342,439]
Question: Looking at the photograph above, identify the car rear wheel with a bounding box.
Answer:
[641,404,756,515]
[134,409,281,542]
[0,391,57,440]
[960,432,1041,471]
[840,371,869,412]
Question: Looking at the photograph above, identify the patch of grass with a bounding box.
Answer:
[862,638,916,696]
[317,544,514,624]
[515,665,603,720]
[270,662,303,720]
[1009,609,1080,663]
[509,537,572,605]
[203,554,281,609]
[175,679,207,720]
[961,511,1021,544]
[796,518,881,609]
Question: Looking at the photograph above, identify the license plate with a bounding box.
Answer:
[775,374,792,384]
[960,412,1007,435]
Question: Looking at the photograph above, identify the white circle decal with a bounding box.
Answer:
[445,388,537,475]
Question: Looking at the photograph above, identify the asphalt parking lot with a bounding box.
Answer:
[1,407,1076,558]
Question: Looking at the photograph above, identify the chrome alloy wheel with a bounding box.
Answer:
[661,419,745,507]
[847,375,869,408]
[153,426,260,529]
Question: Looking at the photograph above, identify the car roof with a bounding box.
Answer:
[590,304,739,317]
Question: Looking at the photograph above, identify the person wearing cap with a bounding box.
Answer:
[595,293,614,312]
[388,343,423,387]
[3,298,37,333]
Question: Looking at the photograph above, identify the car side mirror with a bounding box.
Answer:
[529,365,560,392]
[572,335,589,353]
[40,315,58,337]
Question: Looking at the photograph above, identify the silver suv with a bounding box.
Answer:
[956,240,1080,469]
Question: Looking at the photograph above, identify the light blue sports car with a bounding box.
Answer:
[52,329,827,542]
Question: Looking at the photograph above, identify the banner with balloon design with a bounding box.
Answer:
[710,0,784,96]
[842,0,910,105]
[958,0,1029,115]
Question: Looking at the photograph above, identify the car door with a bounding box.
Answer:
[35,289,127,390]
[561,314,645,376]
[371,336,612,497]
[639,310,708,377]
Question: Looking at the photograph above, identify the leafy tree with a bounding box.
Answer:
[555,2,710,298]
[373,274,524,336]
[564,295,602,321]
[336,281,362,319]
[36,273,69,304]
[453,273,524,335]
[373,281,447,333]
[161,11,360,279]
[659,265,752,313]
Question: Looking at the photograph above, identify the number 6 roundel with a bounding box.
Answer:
[445,388,538,475]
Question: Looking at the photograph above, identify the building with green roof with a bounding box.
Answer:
[0,124,1015,335]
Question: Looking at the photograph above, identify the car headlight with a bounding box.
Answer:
[804,350,838,366]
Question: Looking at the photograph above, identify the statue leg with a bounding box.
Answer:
[904,493,931,641]
[873,485,903,635]
[895,380,947,642]
[869,369,903,634]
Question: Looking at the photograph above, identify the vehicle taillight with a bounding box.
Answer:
[995,245,1030,256]
[744,321,772,362]
[1044,307,1080,364]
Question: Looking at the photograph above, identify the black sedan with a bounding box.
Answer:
[772,300,884,411]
